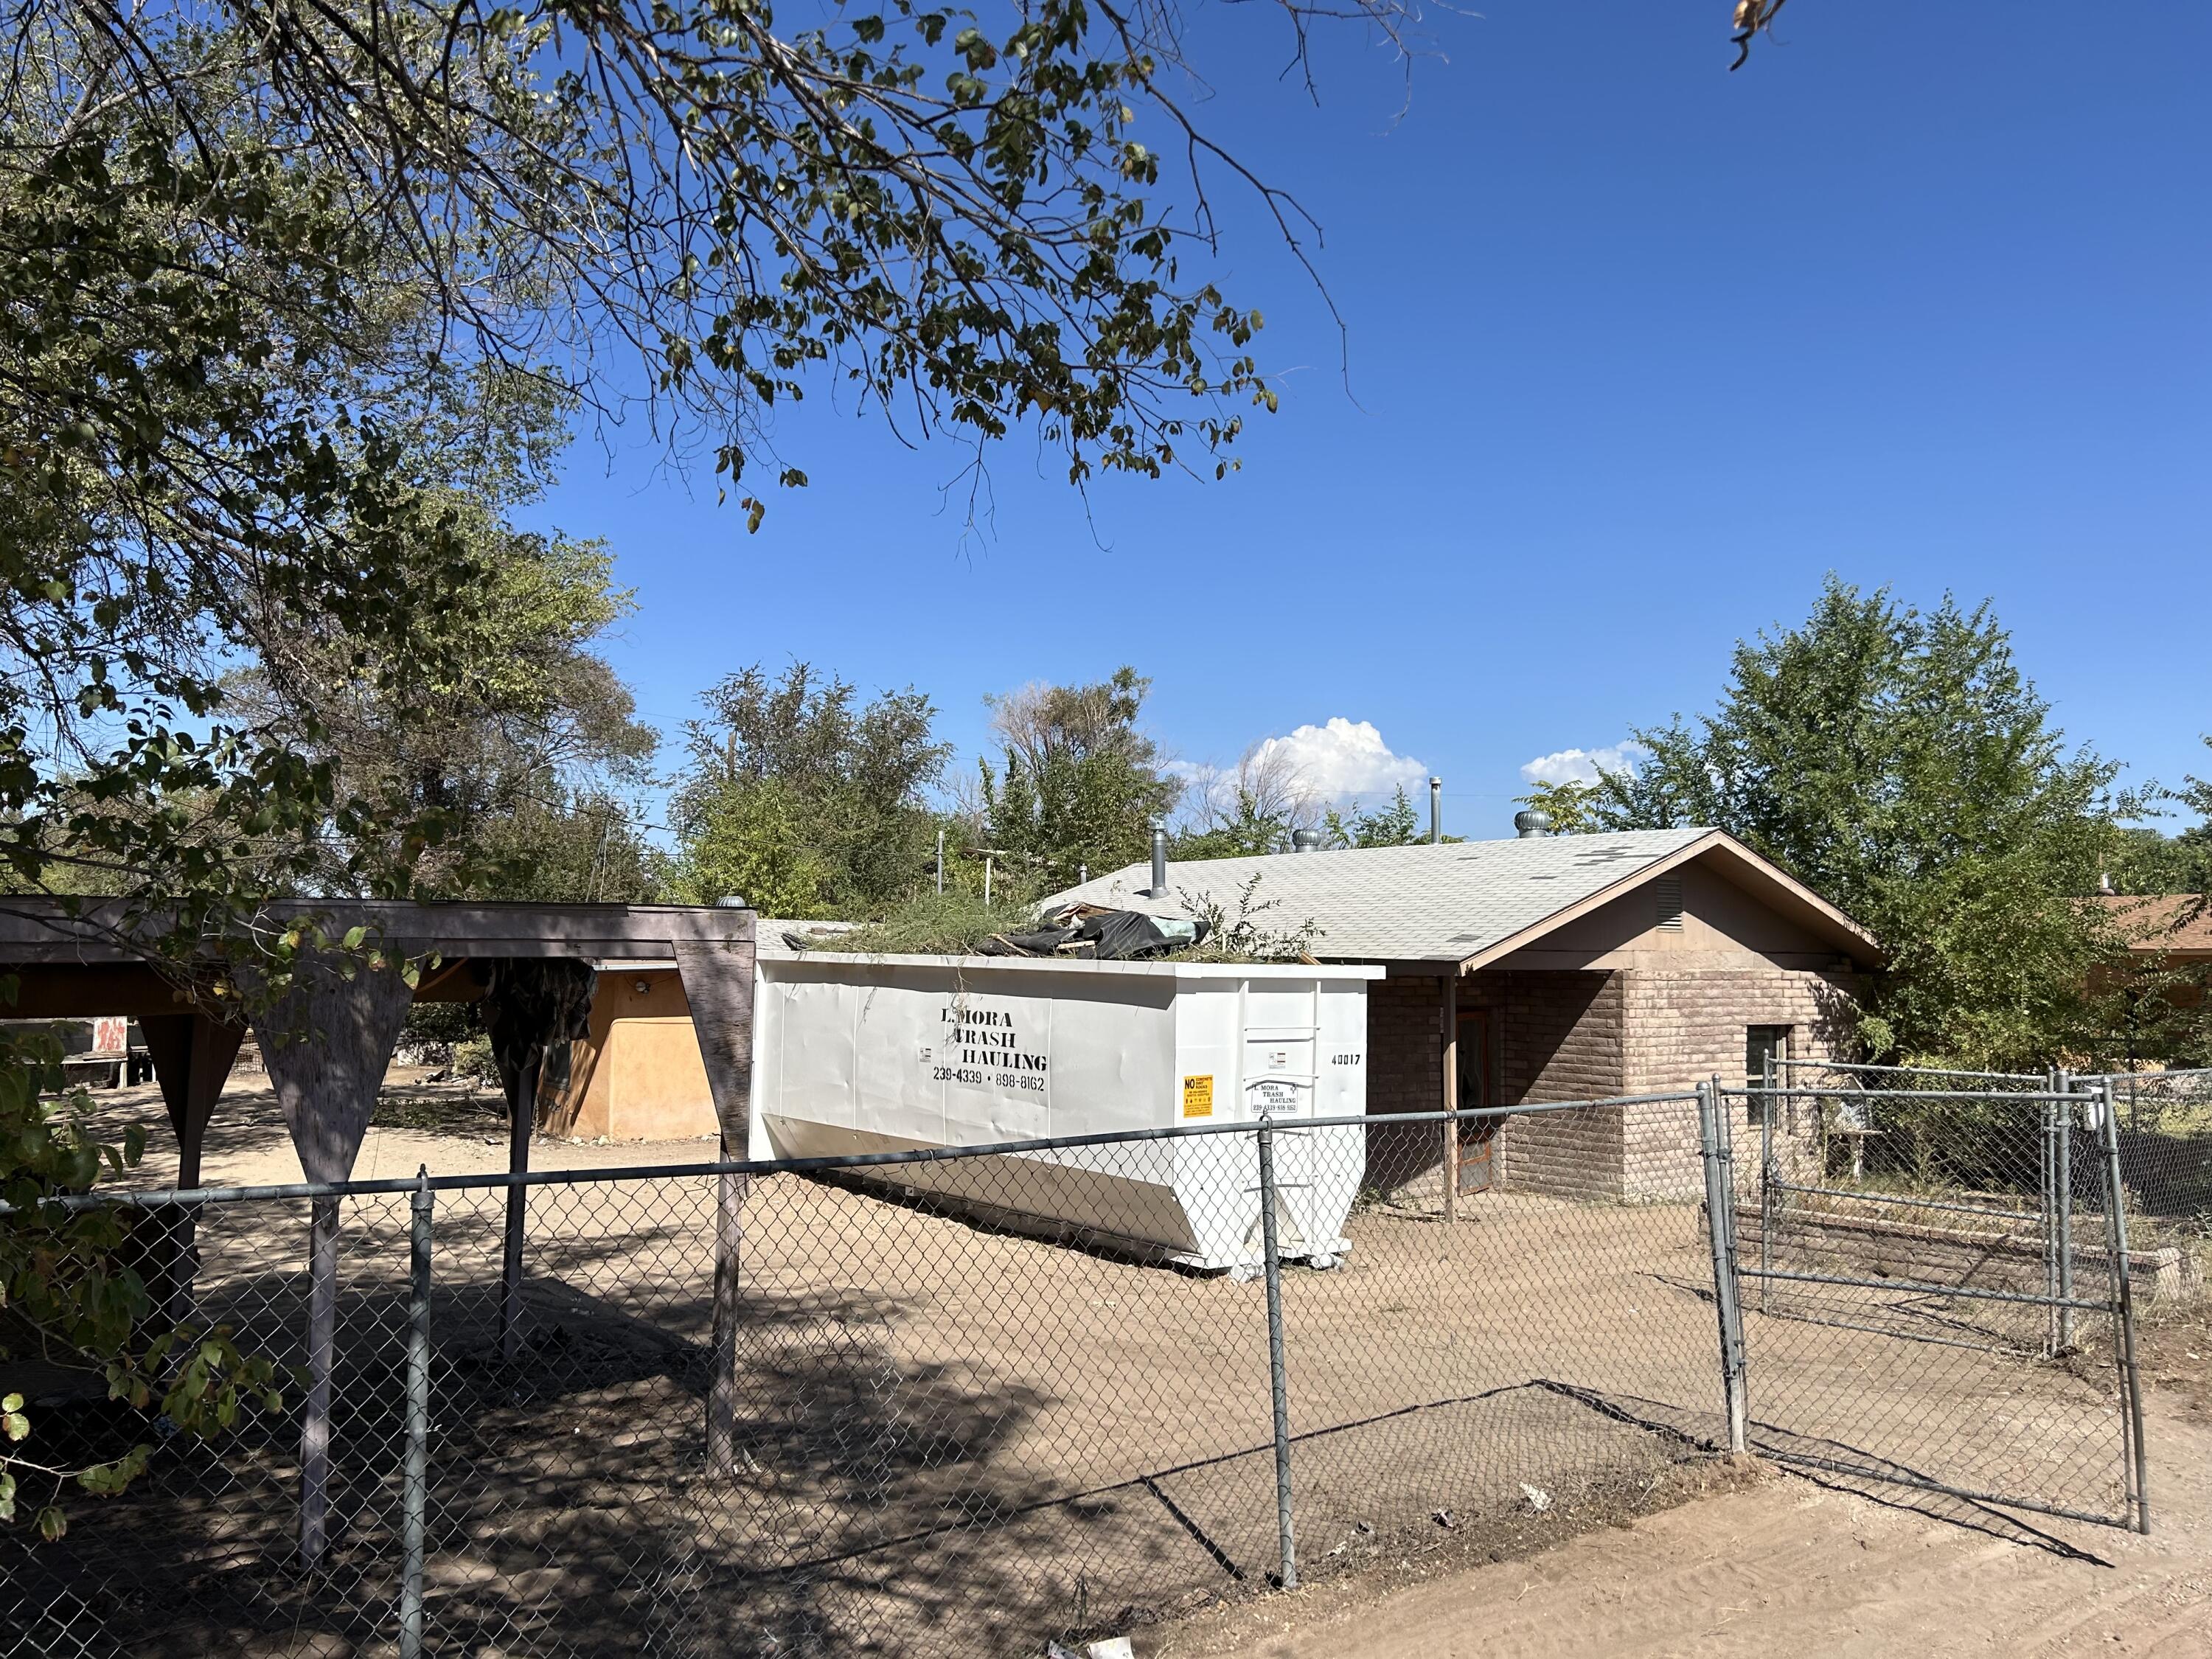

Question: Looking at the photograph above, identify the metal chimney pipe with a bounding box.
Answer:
[1149,822,1168,895]
[1428,777,1442,844]
[936,827,945,894]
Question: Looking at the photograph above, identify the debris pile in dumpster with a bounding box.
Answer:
[975,901,1206,961]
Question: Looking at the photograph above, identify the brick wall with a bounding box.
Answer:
[1363,970,1629,1198]
[1363,973,1447,1191]
[1359,964,1865,1201]
[1617,969,1863,1197]
[1490,972,1627,1200]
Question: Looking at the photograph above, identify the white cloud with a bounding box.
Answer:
[1251,718,1427,801]
[1519,742,1645,787]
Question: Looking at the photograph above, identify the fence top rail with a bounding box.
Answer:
[5,1089,1706,1212]
[2080,1068,2212,1085]
[1731,1086,2090,1102]
[1769,1057,2045,1082]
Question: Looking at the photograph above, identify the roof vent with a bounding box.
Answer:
[1290,828,1325,853]
[1514,809,1552,838]
[1655,877,1684,931]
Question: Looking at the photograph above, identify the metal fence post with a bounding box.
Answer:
[1254,1117,1298,1590]
[1759,1051,1777,1315]
[1439,975,1459,1225]
[2096,1081,2152,1535]
[1697,1079,1748,1455]
[2056,1068,2076,1353]
[2039,1083,2058,1357]
[400,1169,434,1659]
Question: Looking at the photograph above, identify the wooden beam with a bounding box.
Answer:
[2,963,192,1016]
[138,1012,247,1332]
[246,951,414,1570]
[0,897,762,964]
[671,923,757,1475]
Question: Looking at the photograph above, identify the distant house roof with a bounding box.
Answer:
[1042,827,1880,970]
[2094,894,2212,959]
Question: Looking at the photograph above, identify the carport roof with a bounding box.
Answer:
[1042,827,1880,971]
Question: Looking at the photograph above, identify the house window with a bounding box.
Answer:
[1745,1025,1790,1120]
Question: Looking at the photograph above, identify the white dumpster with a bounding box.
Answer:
[751,953,1382,1269]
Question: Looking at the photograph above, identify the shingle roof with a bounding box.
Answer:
[2094,894,2212,956]
[1043,828,1766,965]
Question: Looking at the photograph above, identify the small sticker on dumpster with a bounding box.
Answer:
[1182,1075,1214,1118]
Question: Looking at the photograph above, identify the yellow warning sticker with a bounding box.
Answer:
[1181,1074,1215,1119]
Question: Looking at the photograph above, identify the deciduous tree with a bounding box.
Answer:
[669,663,951,917]
[981,667,1181,891]
[1595,579,2124,1068]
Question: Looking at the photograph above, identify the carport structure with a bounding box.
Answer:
[0,897,757,1565]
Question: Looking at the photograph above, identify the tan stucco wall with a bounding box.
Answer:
[548,969,719,1141]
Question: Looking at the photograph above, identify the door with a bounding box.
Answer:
[1455,1007,1502,1194]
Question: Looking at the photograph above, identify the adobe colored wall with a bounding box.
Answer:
[547,970,720,1141]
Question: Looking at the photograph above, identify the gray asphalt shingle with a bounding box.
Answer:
[1040,828,1719,964]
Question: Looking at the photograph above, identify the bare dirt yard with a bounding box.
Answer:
[12,1074,2201,1658]
[1150,1392,2212,1658]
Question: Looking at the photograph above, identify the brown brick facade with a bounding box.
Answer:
[1363,965,1862,1200]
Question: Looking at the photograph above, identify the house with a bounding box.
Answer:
[1042,826,1881,1201]
[2090,893,2211,1058]
[2095,893,2212,974]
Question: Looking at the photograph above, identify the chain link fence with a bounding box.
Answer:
[1732,1063,2150,1528]
[1,1076,2174,1658]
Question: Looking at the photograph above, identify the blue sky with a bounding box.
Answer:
[521,1,2211,840]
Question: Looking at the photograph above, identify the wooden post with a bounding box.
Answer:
[141,1011,247,1192]
[1440,971,1459,1223]
[501,1051,539,1362]
[672,923,757,1475]
[139,1011,246,1329]
[247,951,414,1571]
[479,959,599,1365]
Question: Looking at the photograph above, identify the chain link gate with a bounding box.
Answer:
[1717,1068,2151,1531]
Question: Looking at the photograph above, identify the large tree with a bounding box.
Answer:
[980,666,1180,891]
[1594,579,2124,1069]
[15,0,1418,516]
[225,515,660,898]
[668,662,951,918]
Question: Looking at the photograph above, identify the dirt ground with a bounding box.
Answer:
[17,1075,2200,1658]
[1150,1392,2212,1658]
